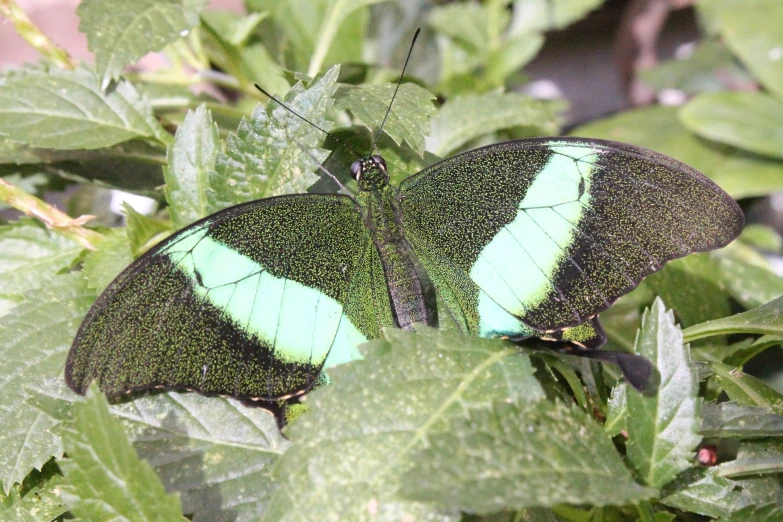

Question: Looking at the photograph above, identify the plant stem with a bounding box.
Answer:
[0,178,102,250]
[0,0,76,69]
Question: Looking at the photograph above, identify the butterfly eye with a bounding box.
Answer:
[350,160,362,180]
[372,155,387,171]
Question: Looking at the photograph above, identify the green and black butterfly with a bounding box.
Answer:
[65,41,744,413]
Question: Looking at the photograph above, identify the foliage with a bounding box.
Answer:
[0,0,782,520]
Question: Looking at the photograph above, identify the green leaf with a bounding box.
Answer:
[333,83,436,155]
[660,467,751,518]
[57,383,184,521]
[703,252,783,309]
[701,401,783,439]
[725,503,783,522]
[740,224,783,253]
[82,228,132,292]
[0,66,170,150]
[263,327,543,522]
[709,362,783,415]
[625,298,701,488]
[640,38,752,95]
[717,439,783,478]
[683,296,783,342]
[0,273,94,493]
[77,0,209,88]
[429,91,561,157]
[712,0,783,98]
[164,105,221,229]
[210,66,339,208]
[201,9,267,47]
[28,379,288,522]
[605,383,628,437]
[571,105,783,199]
[123,204,173,255]
[680,92,783,160]
[509,0,604,32]
[0,459,66,522]
[0,219,82,316]
[401,400,654,512]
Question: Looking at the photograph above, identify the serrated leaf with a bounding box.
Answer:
[572,105,783,200]
[683,296,783,342]
[401,400,654,513]
[429,91,561,157]
[263,327,543,522]
[122,203,173,255]
[0,459,66,522]
[0,66,169,150]
[0,273,94,493]
[57,383,184,521]
[27,379,288,522]
[77,0,209,88]
[625,298,701,488]
[680,92,783,160]
[711,0,783,98]
[701,401,783,438]
[709,362,783,415]
[0,219,82,316]
[334,83,436,155]
[210,66,339,208]
[605,383,628,437]
[82,228,132,293]
[717,439,783,478]
[660,467,751,518]
[164,105,221,228]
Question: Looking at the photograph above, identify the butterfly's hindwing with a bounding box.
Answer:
[400,137,744,334]
[66,194,392,400]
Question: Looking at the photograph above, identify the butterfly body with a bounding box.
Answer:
[66,137,744,404]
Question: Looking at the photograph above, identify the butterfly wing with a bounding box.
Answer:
[66,194,393,401]
[399,137,744,337]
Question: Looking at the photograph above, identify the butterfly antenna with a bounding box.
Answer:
[254,84,363,159]
[371,28,421,153]
[286,130,356,200]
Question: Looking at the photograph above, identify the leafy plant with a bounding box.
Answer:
[1,0,782,520]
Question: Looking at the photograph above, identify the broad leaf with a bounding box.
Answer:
[680,92,783,160]
[0,219,82,316]
[625,298,701,488]
[57,383,184,521]
[164,105,221,229]
[661,467,752,518]
[709,362,783,415]
[77,0,209,88]
[334,83,436,155]
[712,0,783,98]
[210,66,339,208]
[123,203,173,255]
[716,439,783,478]
[509,0,604,33]
[429,91,561,157]
[572,105,783,200]
[263,327,543,522]
[0,273,94,493]
[201,9,267,47]
[683,296,783,342]
[0,460,65,522]
[701,401,783,438]
[27,379,288,522]
[0,66,169,150]
[82,228,132,292]
[401,400,655,512]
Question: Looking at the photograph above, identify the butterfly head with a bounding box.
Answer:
[351,155,389,192]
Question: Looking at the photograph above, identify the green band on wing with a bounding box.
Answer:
[470,145,597,316]
[162,229,366,366]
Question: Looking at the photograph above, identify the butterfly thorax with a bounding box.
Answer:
[353,155,437,331]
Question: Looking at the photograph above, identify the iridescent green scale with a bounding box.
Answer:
[66,137,744,407]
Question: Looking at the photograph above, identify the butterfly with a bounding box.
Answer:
[65,37,744,414]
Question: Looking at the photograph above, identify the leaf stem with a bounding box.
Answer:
[0,178,102,250]
[0,0,76,69]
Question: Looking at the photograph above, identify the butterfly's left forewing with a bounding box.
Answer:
[67,194,393,401]
[399,137,744,338]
